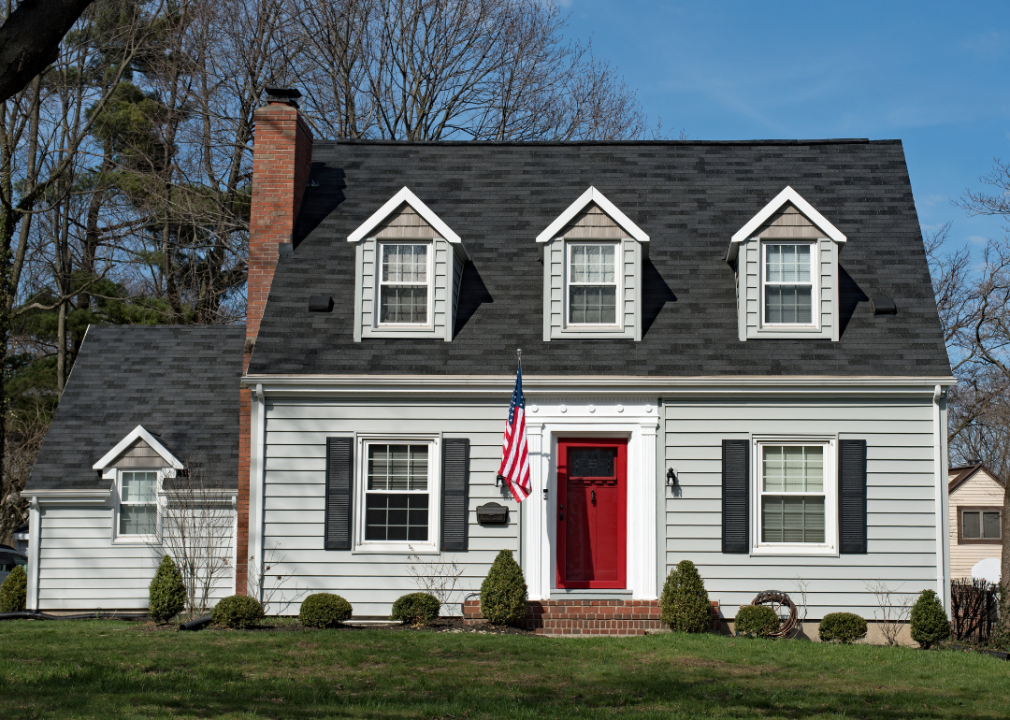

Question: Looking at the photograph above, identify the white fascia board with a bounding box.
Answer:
[727,186,847,261]
[31,488,111,504]
[536,187,649,244]
[92,424,184,471]
[346,186,466,257]
[242,373,956,396]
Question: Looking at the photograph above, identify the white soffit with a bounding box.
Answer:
[92,424,184,470]
[346,186,465,253]
[727,186,847,261]
[536,187,650,244]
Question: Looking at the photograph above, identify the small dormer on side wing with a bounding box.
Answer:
[728,187,847,342]
[537,188,649,342]
[348,187,467,342]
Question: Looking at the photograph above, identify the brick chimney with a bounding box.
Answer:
[238,88,313,595]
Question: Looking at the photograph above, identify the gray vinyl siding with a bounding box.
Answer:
[543,237,641,341]
[35,505,235,611]
[662,397,938,619]
[260,399,518,617]
[740,238,838,341]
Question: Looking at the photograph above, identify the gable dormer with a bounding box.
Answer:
[728,187,846,342]
[537,188,649,341]
[348,187,467,342]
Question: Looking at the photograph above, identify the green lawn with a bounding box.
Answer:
[0,620,1007,719]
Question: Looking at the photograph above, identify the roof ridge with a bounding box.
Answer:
[312,138,886,147]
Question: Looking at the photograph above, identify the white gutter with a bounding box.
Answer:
[932,384,946,605]
[241,374,956,396]
[27,497,41,611]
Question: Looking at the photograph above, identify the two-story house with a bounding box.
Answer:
[23,90,954,635]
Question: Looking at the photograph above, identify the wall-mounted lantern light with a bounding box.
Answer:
[666,468,678,488]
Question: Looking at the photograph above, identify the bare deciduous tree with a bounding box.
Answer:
[157,464,234,618]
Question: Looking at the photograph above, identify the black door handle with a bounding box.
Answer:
[559,504,564,521]
[591,489,596,505]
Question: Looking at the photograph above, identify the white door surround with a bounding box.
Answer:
[522,398,659,601]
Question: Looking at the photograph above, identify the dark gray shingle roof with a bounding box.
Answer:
[27,325,243,491]
[249,139,951,377]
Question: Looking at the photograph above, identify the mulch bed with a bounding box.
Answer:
[141,615,535,635]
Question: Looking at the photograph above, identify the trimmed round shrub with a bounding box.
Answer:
[391,592,441,625]
[299,593,353,628]
[910,589,950,648]
[480,549,528,627]
[818,612,867,644]
[0,565,27,613]
[212,595,265,629]
[735,604,780,638]
[660,560,711,633]
[148,555,186,623]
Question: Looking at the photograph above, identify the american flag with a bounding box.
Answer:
[497,359,531,502]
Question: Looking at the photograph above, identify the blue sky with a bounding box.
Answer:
[564,1,1010,254]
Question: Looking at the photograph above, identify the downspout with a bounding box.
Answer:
[253,383,267,603]
[932,384,945,607]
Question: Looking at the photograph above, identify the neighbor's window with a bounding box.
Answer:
[119,470,158,537]
[759,445,825,544]
[960,507,1002,544]
[364,443,431,542]
[764,243,814,325]
[567,242,618,325]
[378,243,430,325]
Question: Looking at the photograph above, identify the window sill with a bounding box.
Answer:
[353,543,439,555]
[561,326,625,333]
[750,544,838,557]
[113,536,157,546]
[757,325,821,333]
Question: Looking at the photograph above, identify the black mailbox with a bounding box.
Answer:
[476,502,509,525]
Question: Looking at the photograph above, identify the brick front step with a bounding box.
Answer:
[463,599,719,636]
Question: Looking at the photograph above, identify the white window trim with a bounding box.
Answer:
[374,240,435,330]
[759,239,821,332]
[353,434,441,554]
[563,239,623,331]
[112,467,166,544]
[751,436,837,557]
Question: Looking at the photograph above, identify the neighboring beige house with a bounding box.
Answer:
[948,463,1004,579]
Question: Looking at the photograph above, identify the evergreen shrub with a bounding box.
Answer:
[390,592,441,625]
[148,555,186,623]
[734,604,780,638]
[910,589,950,648]
[212,595,265,629]
[660,560,711,632]
[0,566,27,613]
[299,593,353,628]
[479,550,528,626]
[818,612,867,644]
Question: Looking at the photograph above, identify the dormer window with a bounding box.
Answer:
[763,242,815,326]
[729,186,846,342]
[538,187,649,341]
[348,188,467,342]
[379,242,431,325]
[568,242,619,326]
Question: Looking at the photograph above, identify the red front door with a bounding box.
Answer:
[556,438,627,589]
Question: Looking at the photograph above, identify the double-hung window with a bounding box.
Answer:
[567,242,618,326]
[754,441,836,554]
[363,442,433,546]
[959,507,1002,544]
[118,470,158,538]
[763,243,814,326]
[378,243,430,325]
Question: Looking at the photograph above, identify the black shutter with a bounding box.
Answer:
[441,438,470,551]
[839,439,868,554]
[722,439,749,553]
[324,437,354,550]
